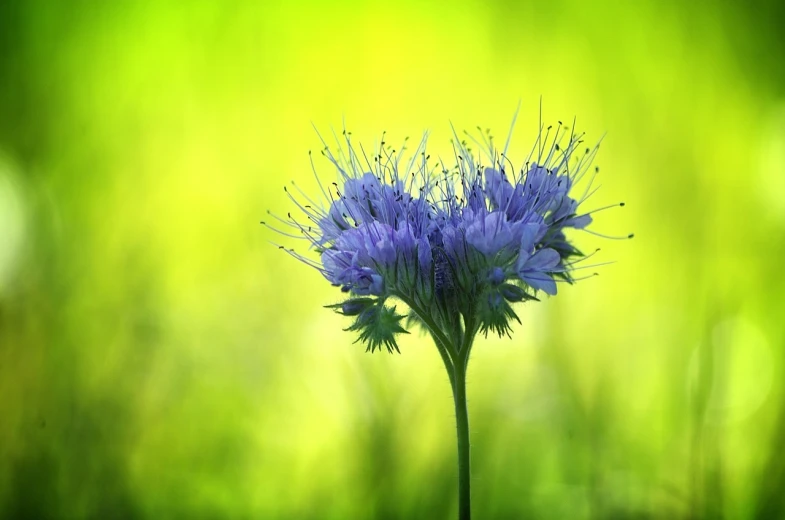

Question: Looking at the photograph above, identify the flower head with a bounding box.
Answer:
[265,119,629,352]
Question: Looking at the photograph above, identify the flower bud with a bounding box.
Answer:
[488,267,505,286]
[325,298,375,316]
[499,283,527,302]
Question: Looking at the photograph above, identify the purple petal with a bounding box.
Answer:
[417,237,432,272]
[520,222,547,255]
[564,214,592,229]
[525,248,560,270]
[523,272,557,295]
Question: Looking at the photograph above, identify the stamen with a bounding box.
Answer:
[582,229,635,240]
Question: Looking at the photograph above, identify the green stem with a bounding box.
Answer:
[396,291,475,519]
[453,354,471,520]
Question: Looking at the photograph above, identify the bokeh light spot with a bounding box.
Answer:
[0,154,27,294]
[759,102,785,223]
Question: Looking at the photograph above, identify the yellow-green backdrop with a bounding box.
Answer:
[1,0,784,518]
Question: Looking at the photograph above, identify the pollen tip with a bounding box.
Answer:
[628,233,634,239]
[619,202,625,207]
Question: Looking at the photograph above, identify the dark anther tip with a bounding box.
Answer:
[628,233,635,239]
[620,202,626,207]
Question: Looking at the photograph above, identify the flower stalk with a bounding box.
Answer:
[412,303,475,518]
[452,338,473,520]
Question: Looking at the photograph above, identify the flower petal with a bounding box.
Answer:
[524,272,557,295]
[525,247,560,271]
[519,222,546,254]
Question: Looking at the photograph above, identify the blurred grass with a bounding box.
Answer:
[1,0,784,518]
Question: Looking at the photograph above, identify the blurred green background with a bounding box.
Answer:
[1,0,784,518]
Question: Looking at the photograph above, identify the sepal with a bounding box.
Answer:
[345,302,409,353]
[499,283,538,303]
[477,291,522,338]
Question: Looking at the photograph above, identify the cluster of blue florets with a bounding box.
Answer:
[268,121,623,352]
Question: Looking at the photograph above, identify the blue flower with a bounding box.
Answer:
[266,121,627,350]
